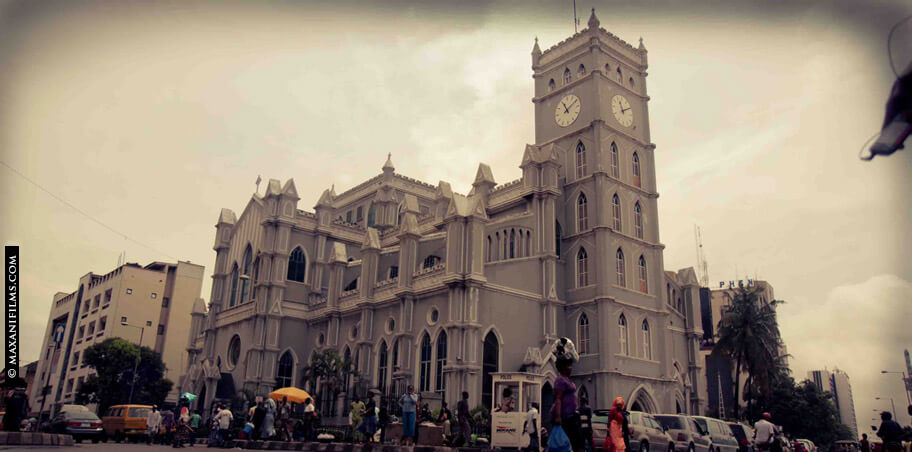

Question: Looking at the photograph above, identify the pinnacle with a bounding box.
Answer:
[588,8,600,29]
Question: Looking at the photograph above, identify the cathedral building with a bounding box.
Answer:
[181,9,707,417]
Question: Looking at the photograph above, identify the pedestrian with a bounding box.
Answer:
[876,411,903,452]
[161,409,175,446]
[860,434,871,452]
[753,412,776,451]
[523,402,540,452]
[147,405,162,445]
[252,400,265,440]
[602,397,626,452]
[189,409,202,441]
[579,396,594,451]
[552,357,583,452]
[456,391,471,446]
[277,397,291,441]
[262,397,277,440]
[361,390,378,443]
[437,401,453,441]
[398,385,419,446]
[214,404,234,447]
[2,389,28,432]
[302,398,316,441]
[350,394,364,442]
[172,405,190,448]
[378,399,390,444]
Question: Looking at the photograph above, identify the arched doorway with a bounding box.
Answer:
[541,382,554,428]
[628,386,659,413]
[482,331,499,410]
[197,384,207,413]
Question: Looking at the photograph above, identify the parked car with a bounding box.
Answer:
[59,404,90,413]
[795,439,817,452]
[627,411,676,452]
[691,416,740,452]
[727,422,756,452]
[833,441,859,452]
[49,409,104,443]
[101,404,152,442]
[654,414,712,452]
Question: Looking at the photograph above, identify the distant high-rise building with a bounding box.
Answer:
[808,368,858,438]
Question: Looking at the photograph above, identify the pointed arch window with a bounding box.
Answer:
[343,347,352,390]
[577,248,589,287]
[367,204,376,226]
[253,256,261,283]
[616,249,626,287]
[419,333,432,392]
[629,77,636,87]
[616,66,623,82]
[240,246,252,304]
[487,236,493,262]
[638,255,648,293]
[509,229,516,259]
[611,142,620,178]
[275,351,294,389]
[525,231,532,257]
[555,221,563,257]
[578,313,591,355]
[482,331,499,410]
[634,202,644,239]
[392,339,400,372]
[632,152,641,187]
[577,193,588,232]
[435,330,447,395]
[378,341,389,392]
[495,232,501,261]
[642,320,652,360]
[563,68,572,84]
[229,264,239,307]
[503,230,509,259]
[578,64,586,77]
[548,79,556,92]
[618,314,629,355]
[576,141,587,179]
[604,63,610,74]
[287,247,307,283]
[612,194,622,231]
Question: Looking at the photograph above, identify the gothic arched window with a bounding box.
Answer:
[229,264,239,307]
[578,64,586,77]
[367,204,376,226]
[632,152,641,187]
[548,79,556,92]
[287,247,307,283]
[616,66,623,82]
[577,248,589,287]
[241,246,253,304]
[578,313,590,355]
[616,249,626,287]
[634,202,644,239]
[638,255,648,293]
[629,77,636,87]
[618,315,629,355]
[612,194,622,231]
[577,193,588,232]
[576,141,587,179]
[378,341,389,392]
[642,320,652,360]
[482,331,499,409]
[419,333,432,392]
[487,236,493,262]
[435,330,447,395]
[555,221,562,257]
[611,142,620,178]
[275,351,294,389]
[509,229,516,259]
[563,68,572,84]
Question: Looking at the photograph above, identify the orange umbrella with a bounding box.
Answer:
[268,387,312,404]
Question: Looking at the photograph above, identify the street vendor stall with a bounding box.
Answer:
[490,372,544,450]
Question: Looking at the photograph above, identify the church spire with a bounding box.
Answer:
[382,153,395,173]
[587,8,600,30]
[532,37,542,65]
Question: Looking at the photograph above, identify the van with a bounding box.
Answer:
[101,404,152,442]
[690,416,739,452]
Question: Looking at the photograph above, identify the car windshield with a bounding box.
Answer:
[593,410,611,425]
[655,416,684,430]
[129,407,151,418]
[729,424,747,439]
[694,418,708,432]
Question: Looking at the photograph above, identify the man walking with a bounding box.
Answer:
[753,413,776,451]
[523,402,540,452]
[147,406,163,445]
[456,391,471,446]
[214,404,233,447]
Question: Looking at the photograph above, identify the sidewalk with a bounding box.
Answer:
[200,438,487,451]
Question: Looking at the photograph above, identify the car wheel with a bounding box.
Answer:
[642,440,650,452]
[669,443,676,452]
[688,443,695,452]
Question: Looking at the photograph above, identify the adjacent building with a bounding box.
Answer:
[30,261,204,418]
[181,9,708,418]
[808,368,858,438]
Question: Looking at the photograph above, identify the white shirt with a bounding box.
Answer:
[147,411,162,429]
[754,419,776,444]
[215,409,233,430]
[304,403,315,413]
[524,407,539,434]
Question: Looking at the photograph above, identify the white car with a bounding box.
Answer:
[655,414,712,452]
[690,416,739,452]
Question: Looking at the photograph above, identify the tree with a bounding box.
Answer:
[747,377,853,449]
[715,286,784,419]
[74,338,173,414]
[299,350,359,416]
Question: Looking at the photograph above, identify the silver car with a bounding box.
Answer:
[628,411,676,452]
[691,416,739,452]
[655,414,712,452]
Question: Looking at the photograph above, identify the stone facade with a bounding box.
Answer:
[181,9,707,417]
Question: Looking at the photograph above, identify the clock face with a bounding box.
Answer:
[611,95,634,127]
[554,94,581,127]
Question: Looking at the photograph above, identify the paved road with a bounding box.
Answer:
[0,443,196,451]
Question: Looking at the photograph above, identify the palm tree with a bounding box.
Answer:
[299,350,359,416]
[715,286,785,419]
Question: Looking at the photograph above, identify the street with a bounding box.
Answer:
[0,444,198,451]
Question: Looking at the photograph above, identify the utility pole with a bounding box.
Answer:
[572,0,579,33]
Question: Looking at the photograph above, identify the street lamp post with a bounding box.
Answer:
[875,397,897,416]
[121,321,145,405]
[880,370,912,405]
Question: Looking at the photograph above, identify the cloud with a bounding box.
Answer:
[780,274,912,427]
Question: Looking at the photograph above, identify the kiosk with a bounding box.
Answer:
[490,372,545,449]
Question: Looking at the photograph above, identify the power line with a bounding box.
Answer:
[0,160,179,261]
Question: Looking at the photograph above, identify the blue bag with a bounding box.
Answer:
[547,425,572,452]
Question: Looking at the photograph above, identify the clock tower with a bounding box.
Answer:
[531,9,670,380]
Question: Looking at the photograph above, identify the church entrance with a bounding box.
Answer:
[482,331,499,410]
[541,382,554,428]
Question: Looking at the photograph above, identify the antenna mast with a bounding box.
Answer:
[694,225,709,287]
[572,0,579,33]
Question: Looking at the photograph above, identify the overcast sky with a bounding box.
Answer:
[2,0,911,427]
